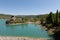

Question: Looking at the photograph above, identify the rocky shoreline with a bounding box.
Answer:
[6,22,34,25]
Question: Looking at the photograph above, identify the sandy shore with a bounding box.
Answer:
[0,36,53,40]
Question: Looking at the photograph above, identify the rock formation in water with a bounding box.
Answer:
[6,16,16,24]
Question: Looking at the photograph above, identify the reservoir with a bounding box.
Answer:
[0,19,53,39]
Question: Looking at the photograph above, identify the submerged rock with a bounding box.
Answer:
[6,21,10,24]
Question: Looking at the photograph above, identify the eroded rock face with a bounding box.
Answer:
[10,16,16,21]
[6,16,16,24]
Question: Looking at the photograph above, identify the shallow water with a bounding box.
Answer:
[0,19,53,38]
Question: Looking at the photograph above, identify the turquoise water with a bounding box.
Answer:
[0,19,52,38]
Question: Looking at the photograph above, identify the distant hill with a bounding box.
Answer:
[0,14,40,19]
[0,14,12,19]
[0,13,56,20]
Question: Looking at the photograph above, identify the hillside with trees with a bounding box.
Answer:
[40,10,60,40]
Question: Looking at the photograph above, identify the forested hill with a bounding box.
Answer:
[0,14,12,19]
[0,14,48,19]
[0,11,60,21]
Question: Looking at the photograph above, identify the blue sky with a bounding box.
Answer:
[0,0,60,15]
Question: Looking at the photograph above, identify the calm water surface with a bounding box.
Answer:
[0,19,53,38]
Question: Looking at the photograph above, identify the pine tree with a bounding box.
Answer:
[46,12,53,24]
[55,10,58,23]
[59,12,60,18]
[54,10,59,27]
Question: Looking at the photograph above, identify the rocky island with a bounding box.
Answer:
[5,16,23,25]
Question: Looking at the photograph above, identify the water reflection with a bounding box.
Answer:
[5,23,28,29]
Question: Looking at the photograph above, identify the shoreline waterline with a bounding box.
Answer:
[6,22,34,25]
[0,36,54,40]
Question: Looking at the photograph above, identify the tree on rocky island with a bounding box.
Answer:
[10,16,16,21]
